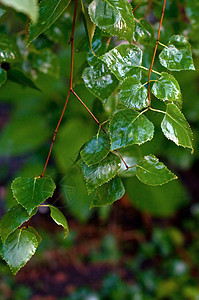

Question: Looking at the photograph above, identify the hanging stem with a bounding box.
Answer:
[148,0,166,108]
[41,0,129,176]
[41,0,78,178]
[71,89,129,169]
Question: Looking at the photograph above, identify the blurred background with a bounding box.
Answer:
[0,0,199,299]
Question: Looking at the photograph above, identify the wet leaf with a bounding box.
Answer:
[81,152,121,193]
[88,0,134,43]
[11,176,56,214]
[151,72,181,102]
[82,59,119,103]
[81,0,96,51]
[109,109,154,150]
[0,68,7,88]
[161,103,193,150]
[1,0,38,23]
[136,155,177,185]
[118,77,149,110]
[100,44,142,80]
[80,132,110,166]
[0,34,21,62]
[159,35,195,71]
[28,0,72,45]
[134,19,154,44]
[90,176,125,208]
[0,228,38,275]
[0,205,37,244]
[49,205,69,238]
[119,146,142,177]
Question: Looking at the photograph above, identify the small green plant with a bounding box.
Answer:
[0,0,196,274]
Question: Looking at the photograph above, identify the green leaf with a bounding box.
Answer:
[0,116,50,156]
[151,72,181,102]
[82,60,119,103]
[11,176,56,214]
[81,152,121,193]
[0,68,7,88]
[109,109,154,150]
[100,44,142,81]
[1,0,38,23]
[136,155,177,186]
[161,103,193,150]
[118,77,149,110]
[134,19,154,44]
[49,205,69,238]
[54,119,93,172]
[159,35,195,71]
[80,132,110,166]
[0,205,37,244]
[90,176,125,208]
[81,0,96,52]
[7,69,40,91]
[119,146,142,177]
[30,49,60,79]
[88,0,134,43]
[0,228,38,275]
[26,226,42,244]
[0,34,21,62]
[27,0,72,45]
[125,177,188,217]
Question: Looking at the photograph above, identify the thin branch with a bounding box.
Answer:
[72,89,130,169]
[41,0,78,177]
[133,1,143,13]
[147,0,166,107]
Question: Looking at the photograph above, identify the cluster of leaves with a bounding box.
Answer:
[0,0,197,274]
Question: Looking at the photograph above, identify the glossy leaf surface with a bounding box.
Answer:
[11,176,56,214]
[28,0,72,45]
[7,69,40,91]
[82,60,119,103]
[49,205,69,238]
[161,103,193,150]
[0,205,37,244]
[0,34,21,62]
[110,109,154,150]
[0,228,38,275]
[118,77,149,110]
[88,0,134,42]
[81,0,96,51]
[0,68,7,88]
[136,155,177,185]
[134,19,153,44]
[100,44,142,80]
[119,146,142,177]
[151,72,181,102]
[81,153,121,193]
[80,132,110,166]
[90,176,125,208]
[159,35,195,71]
[1,0,38,23]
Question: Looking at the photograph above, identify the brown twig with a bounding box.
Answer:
[147,0,166,107]
[133,1,143,13]
[41,0,129,177]
[71,89,129,169]
[41,0,78,177]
